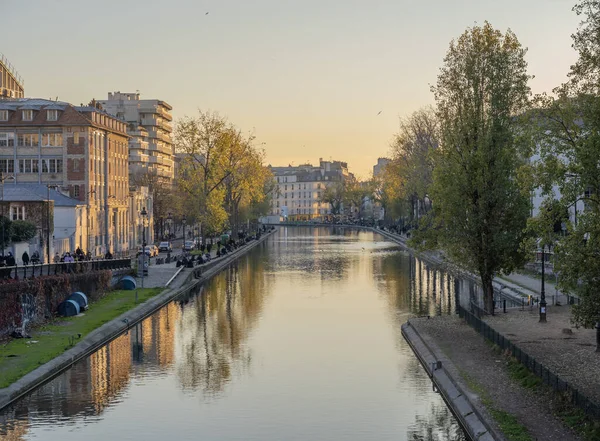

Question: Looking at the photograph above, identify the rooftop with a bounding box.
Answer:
[2,184,82,207]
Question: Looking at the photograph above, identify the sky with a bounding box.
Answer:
[3,0,581,177]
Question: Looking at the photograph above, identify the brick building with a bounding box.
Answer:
[0,98,132,255]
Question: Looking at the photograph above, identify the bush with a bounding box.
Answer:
[11,220,37,243]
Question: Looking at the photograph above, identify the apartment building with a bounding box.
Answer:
[0,54,24,99]
[99,92,174,183]
[373,157,390,177]
[0,98,132,255]
[269,159,349,220]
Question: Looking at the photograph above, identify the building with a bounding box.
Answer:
[1,185,88,261]
[129,186,154,249]
[0,98,131,256]
[373,157,390,177]
[0,54,24,99]
[99,92,174,183]
[268,159,350,220]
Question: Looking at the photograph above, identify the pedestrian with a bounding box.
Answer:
[22,251,30,266]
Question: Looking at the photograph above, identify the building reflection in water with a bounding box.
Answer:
[0,229,466,441]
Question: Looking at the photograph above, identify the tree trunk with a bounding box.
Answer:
[481,273,495,315]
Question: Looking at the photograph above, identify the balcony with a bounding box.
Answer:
[141,117,159,127]
[157,106,172,121]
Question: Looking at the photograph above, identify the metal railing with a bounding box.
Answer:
[458,303,600,419]
[0,258,131,279]
[0,53,24,87]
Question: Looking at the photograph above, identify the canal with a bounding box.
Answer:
[0,227,466,441]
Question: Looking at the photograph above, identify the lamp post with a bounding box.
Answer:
[539,244,547,323]
[86,190,96,255]
[0,172,15,257]
[140,207,147,289]
[182,214,187,248]
[167,212,172,239]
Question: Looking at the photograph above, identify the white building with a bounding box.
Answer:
[99,92,174,183]
[373,157,390,177]
[269,159,349,220]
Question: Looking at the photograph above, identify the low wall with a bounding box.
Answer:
[0,270,112,338]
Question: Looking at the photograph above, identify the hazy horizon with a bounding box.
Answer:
[4,0,580,177]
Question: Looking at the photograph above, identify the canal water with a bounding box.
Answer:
[0,227,466,441]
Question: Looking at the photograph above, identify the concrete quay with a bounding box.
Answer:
[0,229,276,412]
[402,320,499,441]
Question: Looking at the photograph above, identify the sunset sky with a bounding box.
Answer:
[4,0,580,177]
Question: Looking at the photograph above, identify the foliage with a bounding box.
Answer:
[175,111,270,238]
[10,220,37,243]
[319,181,345,215]
[0,216,11,250]
[379,107,439,224]
[416,22,532,314]
[532,1,600,327]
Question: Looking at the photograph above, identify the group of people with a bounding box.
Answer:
[53,248,92,263]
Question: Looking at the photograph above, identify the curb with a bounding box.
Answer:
[0,229,276,412]
[401,320,500,441]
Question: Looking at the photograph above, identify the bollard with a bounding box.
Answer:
[503,299,506,313]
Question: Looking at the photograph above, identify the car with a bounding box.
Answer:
[183,240,196,251]
[136,245,158,258]
[158,241,173,252]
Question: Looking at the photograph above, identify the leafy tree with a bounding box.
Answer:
[533,1,600,327]
[385,107,439,225]
[319,181,345,215]
[11,220,37,243]
[416,22,532,314]
[0,216,12,250]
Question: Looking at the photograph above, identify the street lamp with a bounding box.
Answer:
[140,207,148,289]
[539,244,547,323]
[167,212,172,239]
[86,190,96,254]
[0,172,15,257]
[182,214,187,246]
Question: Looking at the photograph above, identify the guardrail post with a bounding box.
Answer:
[503,299,506,313]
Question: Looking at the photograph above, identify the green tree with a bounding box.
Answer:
[417,22,532,314]
[533,1,600,327]
[0,216,12,250]
[11,220,36,243]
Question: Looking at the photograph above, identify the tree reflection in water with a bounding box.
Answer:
[175,253,269,397]
[407,402,466,440]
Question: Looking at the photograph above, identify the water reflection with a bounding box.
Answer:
[0,227,465,441]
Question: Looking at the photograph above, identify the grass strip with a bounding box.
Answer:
[0,287,163,389]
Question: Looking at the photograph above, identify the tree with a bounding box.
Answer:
[319,181,345,215]
[417,22,532,314]
[385,107,439,225]
[175,111,248,238]
[533,1,600,327]
[0,216,11,250]
[11,220,36,243]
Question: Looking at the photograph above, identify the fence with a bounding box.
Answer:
[0,258,131,280]
[458,303,600,419]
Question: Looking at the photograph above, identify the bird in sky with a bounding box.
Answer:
[377,111,382,115]
[205,12,209,15]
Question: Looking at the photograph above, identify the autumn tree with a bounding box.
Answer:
[533,1,600,328]
[175,111,244,238]
[385,107,439,225]
[418,22,532,314]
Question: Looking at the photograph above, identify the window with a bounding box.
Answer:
[0,132,14,147]
[41,158,63,173]
[291,184,294,190]
[284,185,287,191]
[19,159,35,173]
[0,110,8,121]
[73,186,80,197]
[73,158,80,172]
[22,110,33,121]
[42,133,63,146]
[17,134,39,147]
[0,159,14,173]
[73,132,80,144]
[10,205,25,220]
[47,110,59,121]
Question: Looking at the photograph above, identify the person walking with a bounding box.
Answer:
[22,251,30,266]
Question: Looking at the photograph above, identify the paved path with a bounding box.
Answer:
[412,315,582,441]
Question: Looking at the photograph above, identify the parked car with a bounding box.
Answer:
[158,241,173,252]
[183,240,196,251]
[136,245,158,258]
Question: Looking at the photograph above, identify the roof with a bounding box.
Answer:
[2,184,82,207]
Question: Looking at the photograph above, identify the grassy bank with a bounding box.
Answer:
[0,287,163,389]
